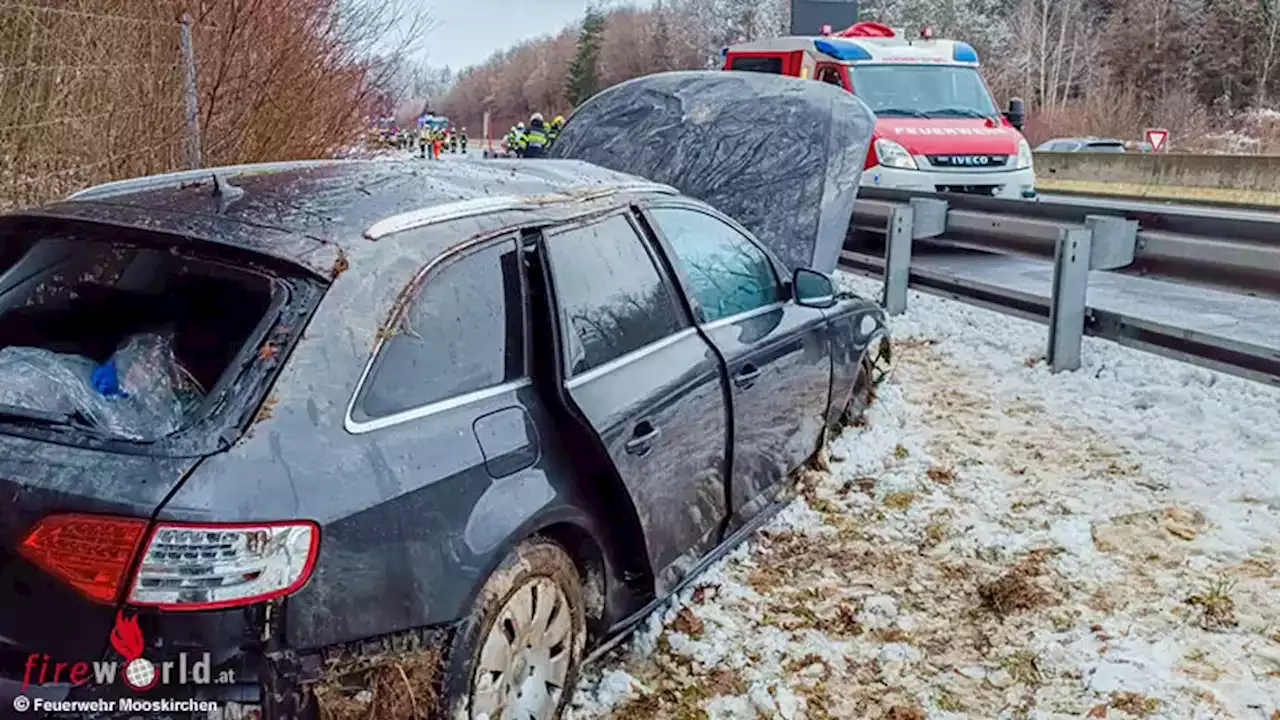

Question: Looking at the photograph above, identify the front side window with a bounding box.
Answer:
[357,239,523,420]
[816,66,845,87]
[545,213,688,375]
[850,65,1000,118]
[648,207,782,324]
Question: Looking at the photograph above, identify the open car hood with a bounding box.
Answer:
[548,70,875,275]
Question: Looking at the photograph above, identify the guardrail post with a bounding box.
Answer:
[1085,215,1138,270]
[1047,227,1094,372]
[882,204,915,315]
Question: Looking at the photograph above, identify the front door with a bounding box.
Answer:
[643,205,832,529]
[540,211,732,596]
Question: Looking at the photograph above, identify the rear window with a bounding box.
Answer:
[729,56,784,74]
[354,238,524,421]
[0,219,281,442]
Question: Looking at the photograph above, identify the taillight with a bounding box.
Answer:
[18,514,149,604]
[17,514,320,610]
[127,520,319,611]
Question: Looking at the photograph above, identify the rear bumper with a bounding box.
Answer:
[6,621,461,719]
[862,165,1036,199]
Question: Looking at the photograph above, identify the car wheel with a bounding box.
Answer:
[445,538,586,720]
[843,353,875,426]
[843,335,893,425]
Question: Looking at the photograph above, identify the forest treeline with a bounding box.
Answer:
[437,0,1280,152]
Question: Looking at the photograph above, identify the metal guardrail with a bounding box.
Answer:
[844,187,1280,384]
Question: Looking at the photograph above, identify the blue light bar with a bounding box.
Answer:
[814,38,873,62]
[953,42,979,63]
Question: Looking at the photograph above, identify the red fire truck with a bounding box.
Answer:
[723,22,1035,199]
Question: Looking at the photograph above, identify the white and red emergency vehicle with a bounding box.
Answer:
[723,22,1035,199]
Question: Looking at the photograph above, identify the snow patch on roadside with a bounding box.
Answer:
[567,273,1280,719]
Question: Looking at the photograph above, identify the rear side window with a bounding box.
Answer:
[545,213,688,375]
[357,239,523,420]
[730,56,784,74]
[648,207,782,324]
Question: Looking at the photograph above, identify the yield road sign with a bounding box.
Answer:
[1145,128,1169,152]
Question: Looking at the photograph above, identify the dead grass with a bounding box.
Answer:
[1037,179,1280,207]
[311,644,441,720]
[1185,576,1238,631]
[977,555,1054,618]
[1109,691,1161,717]
[883,491,917,510]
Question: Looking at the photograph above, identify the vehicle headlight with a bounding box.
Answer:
[874,138,918,170]
[1015,137,1033,170]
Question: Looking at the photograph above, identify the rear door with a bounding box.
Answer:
[642,204,833,530]
[540,211,731,596]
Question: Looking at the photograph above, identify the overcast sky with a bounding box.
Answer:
[418,0,656,71]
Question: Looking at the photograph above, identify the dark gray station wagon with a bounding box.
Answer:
[0,158,889,719]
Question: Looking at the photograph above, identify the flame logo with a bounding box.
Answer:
[109,611,145,661]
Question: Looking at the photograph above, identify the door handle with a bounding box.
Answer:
[624,421,661,456]
[734,364,762,389]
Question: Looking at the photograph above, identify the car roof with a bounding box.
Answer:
[17,159,676,277]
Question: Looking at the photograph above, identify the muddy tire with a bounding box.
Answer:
[842,353,875,426]
[443,538,587,720]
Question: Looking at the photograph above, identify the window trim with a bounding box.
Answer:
[343,232,526,435]
[638,202,789,327]
[541,209,693,381]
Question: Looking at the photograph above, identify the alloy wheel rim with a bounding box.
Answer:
[472,577,574,720]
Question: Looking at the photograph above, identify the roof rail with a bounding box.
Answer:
[65,159,358,202]
[363,181,679,240]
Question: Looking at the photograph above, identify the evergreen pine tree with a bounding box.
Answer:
[565,5,608,106]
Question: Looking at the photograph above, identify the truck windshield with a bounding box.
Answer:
[850,65,1000,118]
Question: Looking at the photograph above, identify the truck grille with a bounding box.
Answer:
[936,184,999,196]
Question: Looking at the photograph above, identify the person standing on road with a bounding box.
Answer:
[548,115,565,147]
[522,113,551,159]
[460,127,469,153]
[513,122,527,158]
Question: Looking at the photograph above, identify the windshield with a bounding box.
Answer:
[850,64,1000,118]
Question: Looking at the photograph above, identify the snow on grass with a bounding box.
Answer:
[567,272,1280,720]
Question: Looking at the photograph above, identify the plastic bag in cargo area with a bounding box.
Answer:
[0,331,202,440]
[548,70,875,275]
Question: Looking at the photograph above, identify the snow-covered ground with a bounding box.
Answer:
[567,272,1280,720]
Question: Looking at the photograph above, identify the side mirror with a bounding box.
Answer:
[1004,97,1025,131]
[793,268,836,309]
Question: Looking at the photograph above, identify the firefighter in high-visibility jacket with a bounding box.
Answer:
[548,115,565,147]
[521,113,551,159]
[459,128,469,153]
[512,123,527,157]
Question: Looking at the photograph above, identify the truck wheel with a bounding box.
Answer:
[445,538,586,720]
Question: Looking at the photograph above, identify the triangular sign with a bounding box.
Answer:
[1145,128,1169,152]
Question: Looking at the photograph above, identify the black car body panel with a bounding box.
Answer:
[0,158,890,715]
